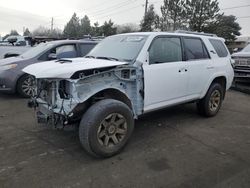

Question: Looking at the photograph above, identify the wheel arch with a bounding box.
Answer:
[201,75,227,99]
[71,88,134,120]
[15,73,27,89]
[90,88,133,109]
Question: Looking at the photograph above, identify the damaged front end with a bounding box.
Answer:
[28,64,144,129]
[28,78,79,129]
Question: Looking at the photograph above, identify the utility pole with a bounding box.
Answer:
[144,0,149,17]
[51,17,54,31]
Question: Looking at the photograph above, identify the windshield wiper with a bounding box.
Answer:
[96,56,119,61]
[56,59,72,63]
[85,55,95,59]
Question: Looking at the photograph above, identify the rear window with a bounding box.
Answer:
[209,39,228,57]
[183,38,209,60]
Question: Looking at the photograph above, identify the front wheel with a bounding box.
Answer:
[17,74,36,98]
[197,83,224,117]
[79,99,134,158]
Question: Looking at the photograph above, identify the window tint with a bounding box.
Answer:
[149,37,182,64]
[184,38,209,60]
[209,39,228,57]
[80,43,96,56]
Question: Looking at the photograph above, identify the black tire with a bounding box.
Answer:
[197,83,224,117]
[79,99,134,158]
[17,74,35,98]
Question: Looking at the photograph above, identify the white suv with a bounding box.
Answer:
[24,31,234,157]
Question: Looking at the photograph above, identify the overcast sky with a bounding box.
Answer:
[0,0,249,36]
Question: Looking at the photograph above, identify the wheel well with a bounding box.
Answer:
[71,89,133,121]
[15,74,27,91]
[91,89,133,109]
[211,76,227,98]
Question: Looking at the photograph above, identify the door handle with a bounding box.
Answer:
[207,66,214,70]
[179,68,188,72]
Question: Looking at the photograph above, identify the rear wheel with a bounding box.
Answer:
[17,74,36,98]
[197,83,224,117]
[79,99,134,158]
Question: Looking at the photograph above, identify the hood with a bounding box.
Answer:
[0,57,26,66]
[232,52,250,58]
[23,57,128,79]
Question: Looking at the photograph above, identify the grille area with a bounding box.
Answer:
[37,80,56,105]
[234,58,250,67]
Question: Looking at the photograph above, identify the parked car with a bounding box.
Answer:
[0,40,98,97]
[0,46,31,59]
[232,44,250,83]
[4,52,21,58]
[24,32,234,158]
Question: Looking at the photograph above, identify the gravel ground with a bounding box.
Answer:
[0,90,250,188]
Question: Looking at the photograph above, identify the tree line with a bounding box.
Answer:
[2,0,241,42]
[141,0,241,42]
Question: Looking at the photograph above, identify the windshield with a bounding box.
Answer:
[242,44,250,52]
[21,43,54,58]
[87,35,148,62]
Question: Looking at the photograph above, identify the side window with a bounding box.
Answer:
[184,38,209,60]
[149,37,182,64]
[80,43,96,56]
[55,45,77,58]
[209,39,228,57]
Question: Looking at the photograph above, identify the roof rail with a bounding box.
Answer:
[175,30,217,37]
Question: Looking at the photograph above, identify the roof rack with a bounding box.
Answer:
[175,30,217,37]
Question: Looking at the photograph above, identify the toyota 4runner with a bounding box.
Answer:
[23,31,234,158]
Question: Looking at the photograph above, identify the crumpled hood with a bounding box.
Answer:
[232,52,250,58]
[0,57,25,66]
[23,57,127,79]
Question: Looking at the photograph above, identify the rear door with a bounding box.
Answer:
[183,37,213,97]
[143,36,189,112]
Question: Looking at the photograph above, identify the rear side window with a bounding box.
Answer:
[209,39,228,57]
[183,38,209,60]
[80,43,96,56]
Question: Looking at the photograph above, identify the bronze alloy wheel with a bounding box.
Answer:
[97,113,128,148]
[79,99,134,157]
[209,90,221,112]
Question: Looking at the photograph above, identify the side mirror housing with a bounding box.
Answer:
[48,53,57,60]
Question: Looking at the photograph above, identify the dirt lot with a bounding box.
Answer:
[0,90,250,188]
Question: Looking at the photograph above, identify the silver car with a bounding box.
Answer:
[0,40,97,97]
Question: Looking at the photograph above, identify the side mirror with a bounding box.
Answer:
[48,53,57,60]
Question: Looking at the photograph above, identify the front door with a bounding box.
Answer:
[143,36,189,112]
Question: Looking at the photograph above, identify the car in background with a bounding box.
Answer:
[0,40,98,97]
[232,44,250,83]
